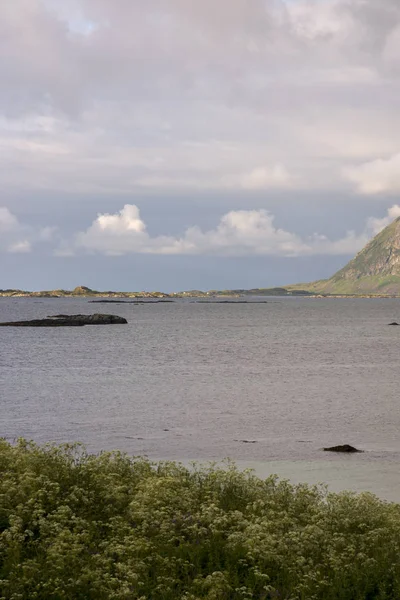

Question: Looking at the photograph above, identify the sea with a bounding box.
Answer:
[1,296,400,501]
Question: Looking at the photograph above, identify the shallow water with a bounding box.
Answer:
[1,297,400,500]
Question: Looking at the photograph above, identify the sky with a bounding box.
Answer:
[1,0,400,292]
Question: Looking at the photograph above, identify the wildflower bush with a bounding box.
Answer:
[1,439,400,599]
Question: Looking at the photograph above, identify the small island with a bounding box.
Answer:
[0,313,128,327]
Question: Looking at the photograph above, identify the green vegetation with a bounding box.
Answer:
[288,217,400,296]
[288,275,400,296]
[2,440,400,599]
[331,218,400,283]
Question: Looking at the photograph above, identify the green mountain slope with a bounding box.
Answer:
[288,217,400,295]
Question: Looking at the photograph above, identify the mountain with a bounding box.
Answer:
[288,216,400,295]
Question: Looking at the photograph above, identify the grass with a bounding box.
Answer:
[287,218,400,296]
[1,439,400,599]
[287,275,400,295]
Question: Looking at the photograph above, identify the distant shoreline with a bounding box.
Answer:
[1,285,400,299]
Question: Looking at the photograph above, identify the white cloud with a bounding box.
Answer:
[70,203,400,258]
[173,210,309,257]
[0,205,55,253]
[96,205,146,234]
[74,205,308,256]
[75,205,148,256]
[344,153,400,194]
[366,204,400,235]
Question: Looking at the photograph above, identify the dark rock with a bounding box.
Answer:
[195,301,268,304]
[89,299,174,304]
[388,322,399,326]
[0,313,128,327]
[323,444,362,453]
[235,439,258,444]
[0,319,85,327]
[89,300,130,304]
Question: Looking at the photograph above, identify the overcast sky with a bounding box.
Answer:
[1,0,400,291]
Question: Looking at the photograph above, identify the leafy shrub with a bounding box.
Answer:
[1,439,400,599]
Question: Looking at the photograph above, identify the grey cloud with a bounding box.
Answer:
[0,206,56,253]
[0,206,32,253]
[0,1,84,116]
[2,0,399,115]
[0,0,399,197]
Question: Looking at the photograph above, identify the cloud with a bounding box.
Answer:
[73,204,308,256]
[239,165,291,190]
[173,210,309,257]
[70,203,400,258]
[383,24,400,69]
[366,204,400,234]
[8,240,32,253]
[0,207,30,253]
[344,153,400,194]
[0,207,19,231]
[95,204,145,234]
[0,206,55,253]
[2,200,397,259]
[0,0,399,196]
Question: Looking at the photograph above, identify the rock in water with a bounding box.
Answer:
[323,444,362,453]
[0,314,128,327]
[388,322,399,326]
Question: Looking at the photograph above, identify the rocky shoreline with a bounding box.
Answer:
[1,285,399,299]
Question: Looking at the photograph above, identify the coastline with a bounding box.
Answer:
[2,286,400,299]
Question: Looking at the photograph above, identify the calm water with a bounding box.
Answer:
[1,297,400,500]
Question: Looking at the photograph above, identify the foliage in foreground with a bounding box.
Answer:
[1,440,400,600]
